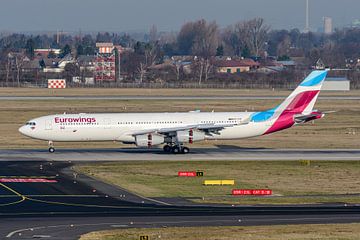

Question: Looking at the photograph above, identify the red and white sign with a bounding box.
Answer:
[48,79,66,89]
[232,189,272,196]
[0,178,57,183]
[178,171,197,177]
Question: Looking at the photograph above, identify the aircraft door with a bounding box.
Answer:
[45,120,53,130]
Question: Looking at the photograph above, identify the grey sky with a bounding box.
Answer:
[0,0,358,32]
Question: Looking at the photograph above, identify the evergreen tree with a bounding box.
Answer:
[76,44,84,56]
[60,44,71,58]
[216,45,224,56]
[25,38,35,59]
[241,45,251,58]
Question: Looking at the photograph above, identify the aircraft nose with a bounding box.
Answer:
[18,126,28,136]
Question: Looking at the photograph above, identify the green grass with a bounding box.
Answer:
[76,160,360,205]
[80,223,360,240]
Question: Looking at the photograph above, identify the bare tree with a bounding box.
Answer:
[137,62,147,83]
[173,60,182,81]
[276,35,291,57]
[192,20,219,58]
[177,22,198,55]
[190,20,219,84]
[144,44,158,67]
[149,25,158,43]
[203,59,213,84]
[222,26,242,56]
[237,18,270,57]
[5,54,11,85]
[15,54,25,87]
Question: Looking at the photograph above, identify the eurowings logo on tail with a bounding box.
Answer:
[250,70,328,134]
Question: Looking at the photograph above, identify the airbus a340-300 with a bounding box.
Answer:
[19,70,328,154]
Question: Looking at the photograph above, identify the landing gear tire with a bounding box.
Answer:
[48,147,55,153]
[181,147,190,154]
[163,145,172,153]
[171,146,189,154]
[172,146,181,154]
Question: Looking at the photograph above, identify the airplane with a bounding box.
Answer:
[19,70,328,154]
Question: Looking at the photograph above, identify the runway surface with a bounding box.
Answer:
[0,148,359,161]
[0,160,359,240]
[1,96,359,100]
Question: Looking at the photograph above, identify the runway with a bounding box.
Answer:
[0,96,359,100]
[0,148,359,161]
[0,160,359,240]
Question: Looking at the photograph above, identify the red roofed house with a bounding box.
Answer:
[215,58,260,73]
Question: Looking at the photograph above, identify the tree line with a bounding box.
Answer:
[1,18,360,88]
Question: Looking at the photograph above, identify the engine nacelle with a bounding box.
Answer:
[135,134,164,147]
[176,129,205,144]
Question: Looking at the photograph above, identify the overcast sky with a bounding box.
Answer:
[0,0,357,33]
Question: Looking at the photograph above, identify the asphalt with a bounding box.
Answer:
[0,148,359,161]
[0,159,359,239]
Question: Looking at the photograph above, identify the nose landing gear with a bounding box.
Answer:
[48,141,55,153]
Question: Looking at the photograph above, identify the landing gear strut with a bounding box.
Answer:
[48,141,55,153]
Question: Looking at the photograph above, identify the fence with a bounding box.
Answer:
[0,81,299,90]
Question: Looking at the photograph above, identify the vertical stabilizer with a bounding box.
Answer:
[250,70,328,134]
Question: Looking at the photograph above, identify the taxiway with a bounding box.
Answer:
[0,160,359,239]
[0,148,359,162]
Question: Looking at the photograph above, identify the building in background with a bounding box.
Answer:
[324,17,333,34]
[215,59,260,73]
[34,48,61,58]
[95,42,116,82]
[351,19,360,28]
[322,77,350,91]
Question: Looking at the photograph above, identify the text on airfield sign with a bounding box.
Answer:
[178,171,204,177]
[232,189,272,195]
[178,171,196,177]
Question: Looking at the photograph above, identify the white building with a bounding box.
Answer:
[324,17,333,34]
[322,77,350,91]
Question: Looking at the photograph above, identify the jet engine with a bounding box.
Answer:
[135,134,164,147]
[176,129,205,143]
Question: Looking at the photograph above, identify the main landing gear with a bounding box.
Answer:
[48,141,55,153]
[163,144,190,154]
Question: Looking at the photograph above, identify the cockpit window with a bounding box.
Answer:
[26,122,36,126]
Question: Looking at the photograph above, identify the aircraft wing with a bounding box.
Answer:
[128,122,241,136]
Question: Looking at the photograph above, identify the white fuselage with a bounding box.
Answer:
[18,70,329,150]
[19,112,273,142]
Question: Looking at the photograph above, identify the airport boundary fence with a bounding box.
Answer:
[0,81,299,90]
